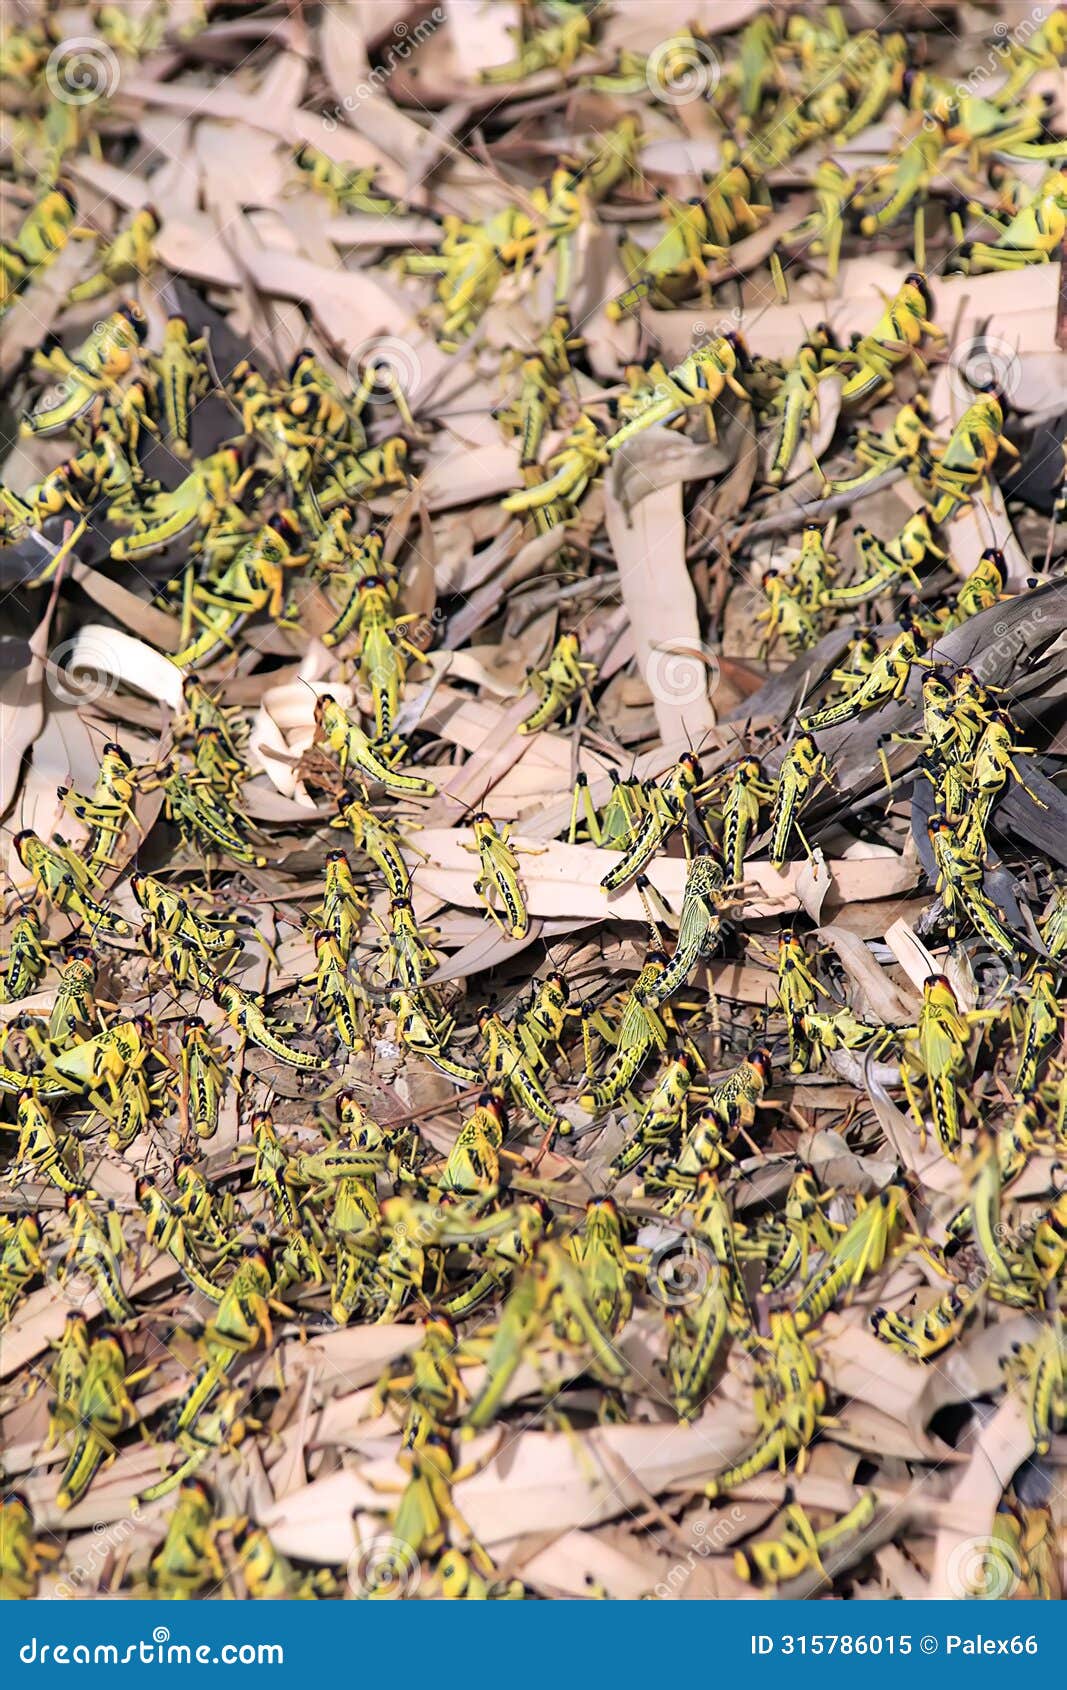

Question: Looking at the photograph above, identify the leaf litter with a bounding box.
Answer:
[0,0,1066,1604]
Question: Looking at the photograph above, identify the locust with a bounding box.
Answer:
[769,736,832,867]
[927,812,1023,959]
[480,9,594,81]
[0,1215,45,1325]
[580,954,676,1109]
[479,1012,566,1141]
[606,337,749,452]
[136,1177,230,1303]
[353,578,428,738]
[568,768,649,851]
[758,1164,841,1293]
[1004,1318,1066,1455]
[772,934,833,1073]
[332,798,418,898]
[601,754,704,891]
[712,757,774,883]
[798,1005,899,1071]
[149,314,208,455]
[659,1050,773,1211]
[22,302,148,437]
[462,812,542,940]
[794,1186,910,1330]
[1013,968,1061,1094]
[60,1197,134,1323]
[130,873,238,960]
[735,1493,877,1587]
[212,981,326,1071]
[607,1054,696,1181]
[438,1092,508,1197]
[921,395,1020,525]
[377,894,438,992]
[14,831,131,937]
[466,1244,627,1429]
[307,929,364,1052]
[57,741,140,882]
[0,908,47,1004]
[0,1497,60,1600]
[236,1526,335,1600]
[502,414,607,526]
[107,447,249,563]
[832,511,946,604]
[518,634,598,733]
[314,694,436,797]
[647,851,734,1002]
[872,1283,977,1362]
[775,159,852,292]
[960,712,1046,858]
[169,516,302,669]
[824,396,933,493]
[56,1331,152,1511]
[706,1312,831,1496]
[391,989,482,1088]
[8,1092,87,1196]
[146,1479,230,1594]
[667,1173,750,1421]
[832,272,941,408]
[802,623,928,733]
[293,144,400,215]
[65,207,158,304]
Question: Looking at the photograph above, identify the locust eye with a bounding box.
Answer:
[269,511,300,544]
[908,272,933,312]
[117,301,149,340]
